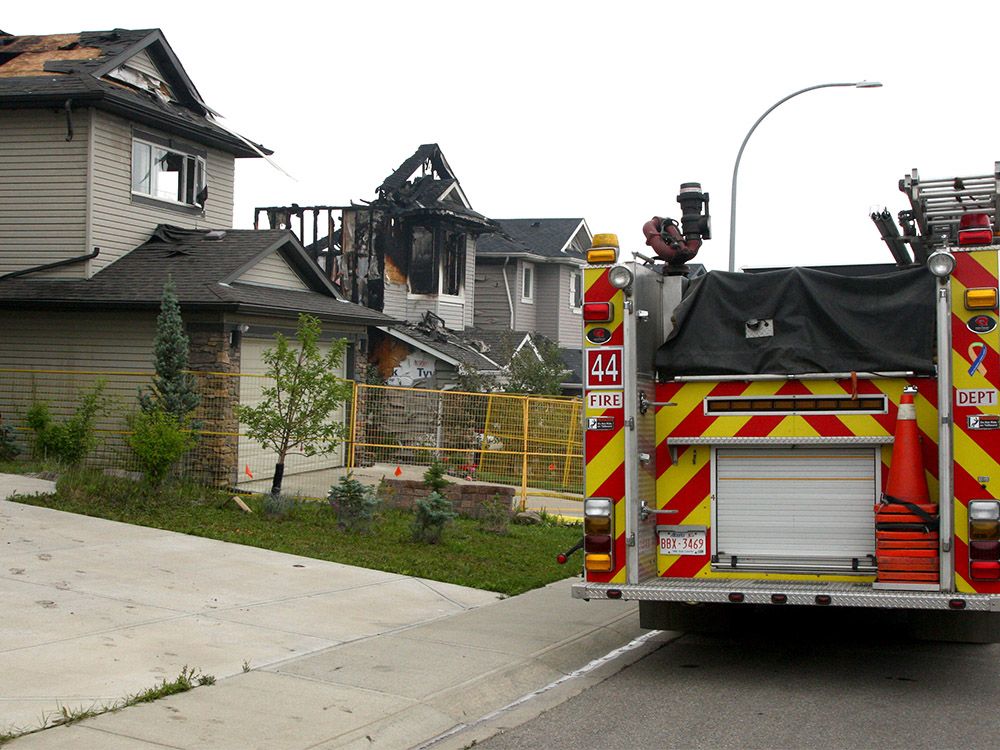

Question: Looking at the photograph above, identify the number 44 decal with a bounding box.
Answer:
[586,347,623,389]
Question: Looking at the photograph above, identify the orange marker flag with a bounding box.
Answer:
[244,464,254,479]
[394,466,402,477]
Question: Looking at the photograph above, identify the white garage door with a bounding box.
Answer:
[237,336,347,485]
[714,446,877,571]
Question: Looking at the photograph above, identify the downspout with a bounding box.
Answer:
[502,257,514,328]
[0,248,99,280]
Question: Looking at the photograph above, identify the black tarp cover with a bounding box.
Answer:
[655,266,936,378]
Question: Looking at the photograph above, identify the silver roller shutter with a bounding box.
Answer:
[714,446,877,572]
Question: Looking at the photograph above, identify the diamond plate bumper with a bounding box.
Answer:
[572,578,1000,611]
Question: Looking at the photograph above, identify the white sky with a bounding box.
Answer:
[6,1,1000,271]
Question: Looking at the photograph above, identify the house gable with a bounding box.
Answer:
[235,252,310,291]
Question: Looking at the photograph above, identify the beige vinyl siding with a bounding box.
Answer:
[473,260,513,329]
[237,254,310,290]
[0,109,89,278]
[0,310,156,370]
[89,109,236,273]
[123,49,160,79]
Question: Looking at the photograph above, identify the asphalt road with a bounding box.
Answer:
[477,614,1000,750]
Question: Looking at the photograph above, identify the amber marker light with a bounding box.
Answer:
[587,233,620,264]
[966,288,998,310]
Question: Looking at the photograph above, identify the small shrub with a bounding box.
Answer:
[478,494,511,535]
[262,492,299,519]
[412,491,456,544]
[0,419,20,461]
[27,382,107,466]
[328,475,379,533]
[423,460,451,493]
[127,409,196,486]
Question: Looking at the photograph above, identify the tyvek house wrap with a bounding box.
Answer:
[655,265,936,377]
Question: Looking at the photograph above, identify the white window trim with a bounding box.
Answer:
[131,137,207,209]
[521,261,535,304]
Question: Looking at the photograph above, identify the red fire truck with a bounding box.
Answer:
[576,165,1000,639]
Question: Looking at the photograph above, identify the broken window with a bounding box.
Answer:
[132,138,206,207]
[409,226,436,294]
[442,232,465,296]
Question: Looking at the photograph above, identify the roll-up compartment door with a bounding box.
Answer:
[714,446,877,571]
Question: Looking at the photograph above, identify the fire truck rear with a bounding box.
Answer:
[576,165,1000,639]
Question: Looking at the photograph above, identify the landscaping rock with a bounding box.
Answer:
[514,510,543,525]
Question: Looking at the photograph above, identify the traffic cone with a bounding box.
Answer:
[882,385,930,506]
[876,385,938,585]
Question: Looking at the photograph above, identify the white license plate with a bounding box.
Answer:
[658,529,706,556]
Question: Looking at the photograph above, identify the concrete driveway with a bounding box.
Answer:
[0,475,644,749]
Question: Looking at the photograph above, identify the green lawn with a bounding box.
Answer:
[10,470,582,596]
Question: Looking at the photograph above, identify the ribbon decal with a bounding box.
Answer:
[968,342,988,377]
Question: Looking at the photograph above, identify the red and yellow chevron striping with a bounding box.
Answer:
[951,250,1000,594]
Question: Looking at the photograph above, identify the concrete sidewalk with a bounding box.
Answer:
[1,478,651,749]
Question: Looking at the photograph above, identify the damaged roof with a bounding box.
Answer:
[0,28,266,157]
[0,226,393,325]
[374,144,496,233]
[478,218,591,262]
[380,315,501,372]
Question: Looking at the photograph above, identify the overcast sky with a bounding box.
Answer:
[6,1,1000,271]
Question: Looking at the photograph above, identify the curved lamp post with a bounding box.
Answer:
[728,81,883,272]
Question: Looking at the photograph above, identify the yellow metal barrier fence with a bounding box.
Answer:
[350,384,583,502]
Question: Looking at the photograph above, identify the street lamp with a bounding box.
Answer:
[728,81,883,272]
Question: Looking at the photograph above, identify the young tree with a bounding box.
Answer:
[504,338,568,396]
[237,314,351,498]
[140,278,200,418]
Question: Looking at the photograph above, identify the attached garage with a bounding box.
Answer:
[237,336,348,486]
[713,445,879,573]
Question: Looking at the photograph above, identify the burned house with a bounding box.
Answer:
[257,144,501,388]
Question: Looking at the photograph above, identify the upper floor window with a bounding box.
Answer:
[132,136,206,208]
[521,262,534,303]
[408,226,466,296]
[570,269,583,310]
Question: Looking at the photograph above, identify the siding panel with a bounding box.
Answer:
[0,110,89,277]
[473,261,512,329]
[237,254,309,290]
[0,311,156,370]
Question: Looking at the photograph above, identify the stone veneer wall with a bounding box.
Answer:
[186,322,240,487]
[377,478,515,519]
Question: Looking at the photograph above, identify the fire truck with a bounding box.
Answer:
[575,165,1000,639]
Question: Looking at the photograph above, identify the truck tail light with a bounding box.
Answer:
[969,501,1000,579]
[971,562,1000,580]
[584,497,614,573]
[583,302,613,322]
[958,213,994,247]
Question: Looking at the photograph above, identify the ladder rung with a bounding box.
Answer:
[925,207,995,218]
[922,191,995,201]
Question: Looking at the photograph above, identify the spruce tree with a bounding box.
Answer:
[140,278,200,418]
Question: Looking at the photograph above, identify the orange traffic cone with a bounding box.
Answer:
[882,385,930,506]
